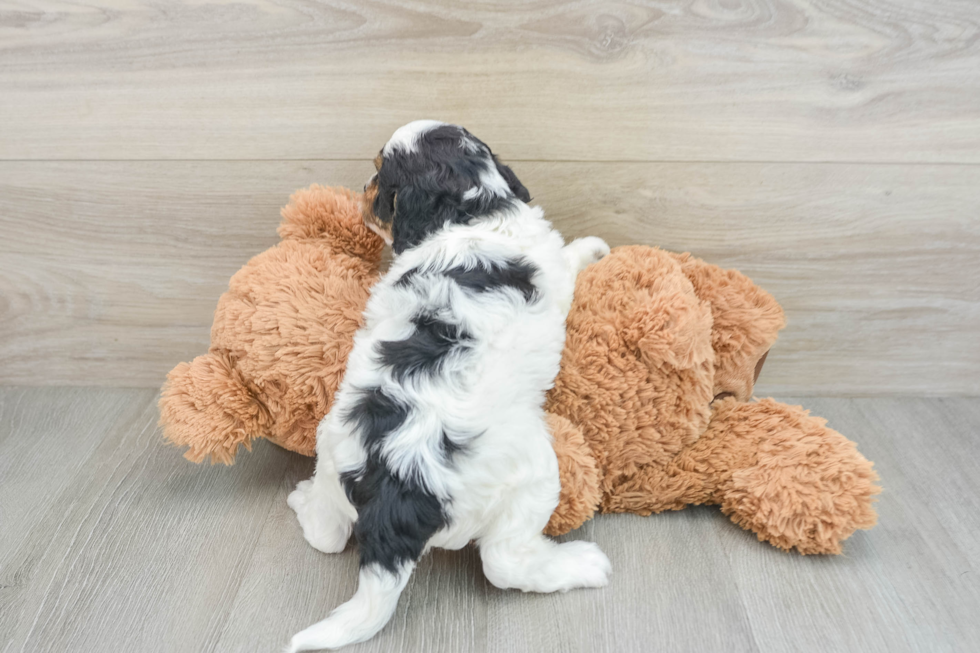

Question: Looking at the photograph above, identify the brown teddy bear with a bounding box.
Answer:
[541,247,880,553]
[160,185,879,554]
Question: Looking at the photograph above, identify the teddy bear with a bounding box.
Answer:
[159,185,879,554]
[540,246,880,553]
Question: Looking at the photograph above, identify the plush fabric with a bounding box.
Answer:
[159,186,383,463]
[541,248,879,552]
[159,185,879,554]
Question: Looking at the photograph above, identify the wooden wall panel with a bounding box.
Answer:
[1,0,979,162]
[1,161,976,394]
[2,0,978,392]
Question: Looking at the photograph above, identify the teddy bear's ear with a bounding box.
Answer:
[668,253,785,400]
[278,185,385,263]
[623,282,714,371]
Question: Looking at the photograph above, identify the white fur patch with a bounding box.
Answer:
[382,119,446,155]
[462,164,511,201]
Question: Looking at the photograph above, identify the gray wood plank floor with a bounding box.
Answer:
[1,389,977,653]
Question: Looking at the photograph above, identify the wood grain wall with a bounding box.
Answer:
[1,0,978,394]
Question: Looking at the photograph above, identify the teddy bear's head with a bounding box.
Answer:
[160,186,384,463]
[277,185,385,262]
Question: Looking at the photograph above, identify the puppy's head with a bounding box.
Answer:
[363,120,531,254]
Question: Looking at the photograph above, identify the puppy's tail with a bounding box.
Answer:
[286,563,413,652]
[287,457,445,651]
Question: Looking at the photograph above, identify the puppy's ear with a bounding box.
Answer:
[493,157,531,203]
[389,178,446,255]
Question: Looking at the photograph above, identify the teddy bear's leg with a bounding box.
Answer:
[686,397,880,554]
[477,421,611,593]
[288,452,357,554]
[543,413,603,536]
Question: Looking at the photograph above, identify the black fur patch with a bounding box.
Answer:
[445,258,539,302]
[339,386,448,573]
[348,454,446,573]
[396,259,539,303]
[492,154,531,203]
[377,314,471,382]
[441,430,467,464]
[374,124,531,254]
[342,386,409,451]
[395,267,420,288]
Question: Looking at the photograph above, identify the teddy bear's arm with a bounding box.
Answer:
[159,351,268,464]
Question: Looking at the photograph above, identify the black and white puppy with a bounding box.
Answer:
[287,121,611,651]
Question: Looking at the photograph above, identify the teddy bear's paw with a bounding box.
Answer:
[288,479,352,554]
[565,237,611,274]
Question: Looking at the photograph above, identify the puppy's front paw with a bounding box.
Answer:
[288,480,351,554]
[567,237,611,272]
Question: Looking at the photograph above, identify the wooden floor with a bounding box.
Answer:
[0,387,977,653]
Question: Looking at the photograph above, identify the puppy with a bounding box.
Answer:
[287,121,611,651]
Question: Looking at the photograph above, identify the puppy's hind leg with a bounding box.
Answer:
[288,454,356,554]
[478,426,611,594]
[482,534,611,593]
[287,457,446,651]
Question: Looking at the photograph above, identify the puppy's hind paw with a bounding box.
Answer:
[288,480,351,554]
[555,540,612,591]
